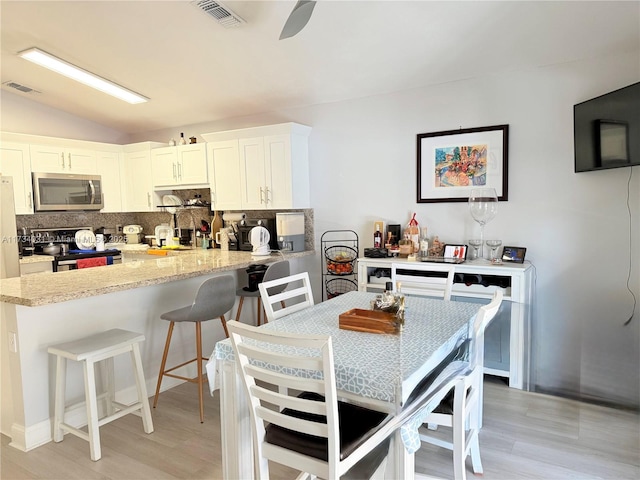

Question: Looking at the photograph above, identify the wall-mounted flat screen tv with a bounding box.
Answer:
[574,82,639,173]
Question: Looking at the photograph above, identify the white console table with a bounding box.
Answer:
[357,257,534,390]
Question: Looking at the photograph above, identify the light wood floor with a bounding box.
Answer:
[2,377,638,480]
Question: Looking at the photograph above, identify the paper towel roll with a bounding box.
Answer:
[222,213,246,222]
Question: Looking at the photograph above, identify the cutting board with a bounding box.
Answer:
[338,308,399,334]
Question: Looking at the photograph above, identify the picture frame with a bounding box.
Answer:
[417,124,509,203]
[595,120,629,167]
[443,244,467,260]
[502,246,526,264]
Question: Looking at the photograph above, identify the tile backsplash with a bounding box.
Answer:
[17,207,315,251]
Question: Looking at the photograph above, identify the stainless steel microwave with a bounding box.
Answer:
[32,172,103,212]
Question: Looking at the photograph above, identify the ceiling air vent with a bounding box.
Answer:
[191,0,245,28]
[2,81,41,94]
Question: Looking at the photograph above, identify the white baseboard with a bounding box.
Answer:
[7,376,184,452]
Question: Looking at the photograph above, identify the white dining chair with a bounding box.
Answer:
[418,290,503,480]
[226,320,392,480]
[391,262,456,300]
[235,260,290,326]
[259,271,314,322]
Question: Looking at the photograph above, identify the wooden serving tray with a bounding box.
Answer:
[339,308,399,334]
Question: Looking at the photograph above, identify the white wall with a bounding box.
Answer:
[0,91,128,144]
[4,51,639,407]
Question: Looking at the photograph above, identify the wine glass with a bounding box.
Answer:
[468,239,483,260]
[486,239,503,263]
[468,187,498,260]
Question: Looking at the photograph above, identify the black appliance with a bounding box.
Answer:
[244,264,268,291]
[30,227,121,272]
[574,82,640,172]
[236,219,278,252]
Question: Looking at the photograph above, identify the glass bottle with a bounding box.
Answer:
[179,132,186,145]
[374,225,382,248]
[419,226,429,258]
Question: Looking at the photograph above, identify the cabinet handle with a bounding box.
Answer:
[68,153,72,170]
[147,192,151,207]
[27,193,32,208]
[177,163,182,180]
[173,163,177,181]
[264,186,270,205]
[61,152,65,169]
[260,187,265,204]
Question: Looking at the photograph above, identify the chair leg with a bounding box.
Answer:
[83,360,102,461]
[153,321,175,408]
[104,357,115,416]
[469,431,483,474]
[131,342,154,434]
[257,297,262,326]
[219,314,229,338]
[52,355,67,443]
[235,296,245,323]
[196,322,205,423]
[452,381,467,480]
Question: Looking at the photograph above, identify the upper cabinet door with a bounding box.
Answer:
[208,140,242,210]
[239,137,267,210]
[123,150,155,212]
[0,142,33,214]
[96,151,123,213]
[177,143,208,185]
[151,147,178,187]
[264,134,292,209]
[30,145,96,174]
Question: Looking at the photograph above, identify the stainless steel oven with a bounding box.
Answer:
[32,172,103,211]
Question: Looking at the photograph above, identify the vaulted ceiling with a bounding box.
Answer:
[1,1,638,134]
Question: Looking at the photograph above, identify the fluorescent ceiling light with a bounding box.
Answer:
[18,48,148,104]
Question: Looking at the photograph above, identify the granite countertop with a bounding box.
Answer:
[19,255,54,264]
[1,249,314,307]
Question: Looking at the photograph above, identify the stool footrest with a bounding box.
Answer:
[97,402,144,427]
[59,423,90,442]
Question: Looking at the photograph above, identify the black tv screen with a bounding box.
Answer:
[574,82,640,173]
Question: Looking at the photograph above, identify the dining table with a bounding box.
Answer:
[206,290,480,479]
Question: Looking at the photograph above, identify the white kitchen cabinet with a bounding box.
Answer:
[30,145,97,174]
[202,123,311,210]
[96,150,124,212]
[0,142,33,214]
[151,144,208,189]
[207,140,243,210]
[122,143,163,212]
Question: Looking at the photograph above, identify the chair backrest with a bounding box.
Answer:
[261,260,290,293]
[226,320,340,477]
[469,290,503,369]
[188,275,237,322]
[259,271,314,322]
[391,262,456,300]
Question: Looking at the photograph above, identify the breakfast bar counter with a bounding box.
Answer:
[1,249,313,307]
[0,249,313,452]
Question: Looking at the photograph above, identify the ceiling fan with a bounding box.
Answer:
[280,0,317,40]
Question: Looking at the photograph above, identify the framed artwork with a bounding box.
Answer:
[417,124,509,203]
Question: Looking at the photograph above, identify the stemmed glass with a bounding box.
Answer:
[468,187,498,261]
[468,239,483,260]
[486,239,503,263]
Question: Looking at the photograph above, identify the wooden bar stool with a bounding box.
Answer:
[48,328,154,461]
[235,261,290,325]
[153,275,236,423]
